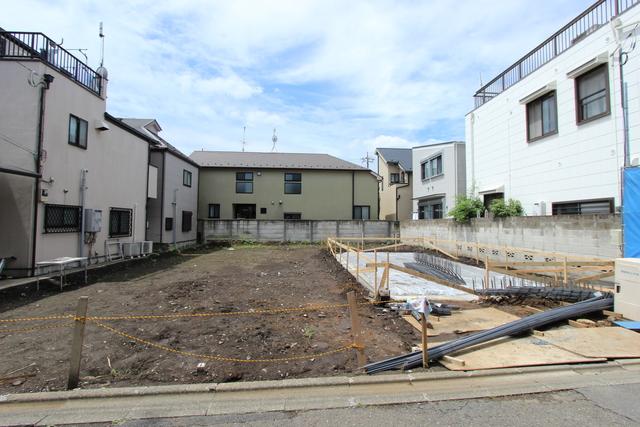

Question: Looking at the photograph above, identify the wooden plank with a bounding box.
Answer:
[576,271,615,283]
[442,355,465,367]
[542,327,640,359]
[604,310,624,319]
[421,313,429,368]
[430,308,520,335]
[439,335,605,371]
[402,315,439,337]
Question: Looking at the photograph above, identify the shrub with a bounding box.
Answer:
[448,195,484,222]
[490,198,524,217]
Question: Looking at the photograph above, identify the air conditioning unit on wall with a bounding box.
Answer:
[122,242,142,258]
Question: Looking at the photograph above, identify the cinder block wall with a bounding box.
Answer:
[400,215,622,258]
[199,220,399,242]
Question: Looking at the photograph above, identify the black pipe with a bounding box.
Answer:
[0,167,41,178]
[365,294,613,374]
[29,73,53,277]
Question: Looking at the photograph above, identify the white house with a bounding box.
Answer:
[412,141,466,219]
[466,0,640,215]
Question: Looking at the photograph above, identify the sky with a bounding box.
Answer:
[4,0,591,167]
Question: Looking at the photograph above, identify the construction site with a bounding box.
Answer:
[0,235,638,394]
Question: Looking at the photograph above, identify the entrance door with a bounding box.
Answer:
[233,204,256,219]
[418,198,444,219]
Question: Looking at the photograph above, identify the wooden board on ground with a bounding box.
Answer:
[430,307,520,335]
[542,327,640,359]
[439,335,606,371]
[402,315,439,337]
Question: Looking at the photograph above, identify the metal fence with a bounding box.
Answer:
[0,31,102,95]
[473,0,639,108]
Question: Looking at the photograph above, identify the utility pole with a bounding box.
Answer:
[361,152,374,169]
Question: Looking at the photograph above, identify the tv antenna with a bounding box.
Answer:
[361,152,374,169]
[271,128,278,152]
[99,22,105,67]
[241,126,247,152]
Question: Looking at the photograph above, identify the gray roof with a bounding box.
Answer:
[376,148,413,172]
[190,151,368,170]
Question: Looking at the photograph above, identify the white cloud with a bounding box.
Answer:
[2,0,591,161]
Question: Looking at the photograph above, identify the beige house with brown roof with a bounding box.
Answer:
[191,151,379,220]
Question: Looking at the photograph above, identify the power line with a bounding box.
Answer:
[0,132,37,156]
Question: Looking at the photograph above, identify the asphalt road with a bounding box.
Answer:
[109,383,640,427]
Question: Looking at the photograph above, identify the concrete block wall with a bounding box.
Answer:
[200,220,399,243]
[400,214,622,259]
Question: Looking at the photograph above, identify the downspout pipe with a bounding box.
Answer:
[30,73,54,277]
[172,188,178,248]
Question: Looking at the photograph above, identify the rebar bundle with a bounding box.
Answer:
[364,293,613,374]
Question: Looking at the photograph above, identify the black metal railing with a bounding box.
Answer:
[0,31,101,95]
[473,0,639,108]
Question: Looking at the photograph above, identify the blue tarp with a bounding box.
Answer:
[624,168,640,257]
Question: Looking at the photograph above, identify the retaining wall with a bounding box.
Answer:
[401,215,622,259]
[199,220,399,242]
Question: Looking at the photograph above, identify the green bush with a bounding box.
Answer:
[448,195,484,222]
[489,198,524,217]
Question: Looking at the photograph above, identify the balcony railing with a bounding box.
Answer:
[473,0,639,109]
[0,31,101,96]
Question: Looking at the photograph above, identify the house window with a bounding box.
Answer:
[418,198,444,219]
[421,155,443,179]
[552,198,613,215]
[353,205,370,220]
[236,172,253,193]
[284,172,302,194]
[44,204,82,233]
[165,217,173,231]
[527,91,557,141]
[390,173,400,184]
[576,64,609,123]
[260,207,267,214]
[208,204,220,219]
[181,211,193,232]
[68,115,88,149]
[284,213,302,220]
[233,204,256,219]
[183,170,192,187]
[109,208,132,237]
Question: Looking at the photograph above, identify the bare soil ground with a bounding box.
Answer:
[0,245,420,393]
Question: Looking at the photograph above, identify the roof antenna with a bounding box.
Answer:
[99,22,105,68]
[241,126,246,152]
[361,152,374,169]
[271,128,278,152]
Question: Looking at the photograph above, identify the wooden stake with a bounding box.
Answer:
[67,296,89,390]
[347,291,366,367]
[356,250,360,281]
[484,256,490,290]
[374,250,378,296]
[421,313,429,369]
[563,257,568,285]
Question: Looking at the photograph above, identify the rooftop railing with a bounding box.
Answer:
[473,0,639,109]
[0,31,101,96]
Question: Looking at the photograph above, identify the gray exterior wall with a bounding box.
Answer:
[159,152,199,245]
[377,154,412,221]
[400,214,621,259]
[0,59,149,275]
[412,142,466,218]
[197,168,379,220]
[200,220,398,242]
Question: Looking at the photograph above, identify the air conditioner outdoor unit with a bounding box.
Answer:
[142,241,153,255]
[122,242,142,258]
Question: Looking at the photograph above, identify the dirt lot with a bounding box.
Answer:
[0,245,421,393]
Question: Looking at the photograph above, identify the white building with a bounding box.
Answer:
[411,141,466,219]
[466,0,640,215]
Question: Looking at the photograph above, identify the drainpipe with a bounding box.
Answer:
[30,73,54,277]
[172,188,178,247]
[78,169,88,257]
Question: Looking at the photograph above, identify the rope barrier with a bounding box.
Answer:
[91,320,355,363]
[0,314,74,323]
[0,322,73,334]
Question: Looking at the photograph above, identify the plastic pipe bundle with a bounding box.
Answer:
[365,294,613,374]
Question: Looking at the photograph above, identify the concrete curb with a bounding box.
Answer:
[2,358,639,404]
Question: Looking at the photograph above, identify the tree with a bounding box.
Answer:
[448,195,484,222]
[490,198,524,217]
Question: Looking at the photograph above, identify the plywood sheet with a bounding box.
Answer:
[542,327,640,359]
[439,336,605,371]
[430,307,520,335]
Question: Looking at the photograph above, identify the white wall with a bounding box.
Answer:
[412,142,466,217]
[466,5,640,215]
[161,152,199,244]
